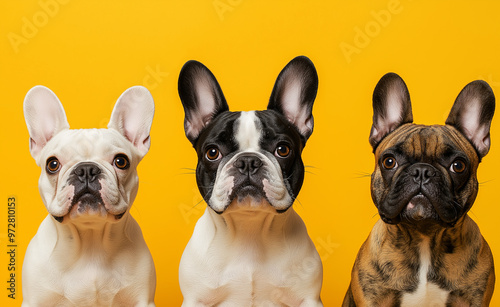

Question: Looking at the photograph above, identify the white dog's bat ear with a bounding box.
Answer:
[178,60,229,145]
[369,73,413,149]
[267,56,318,141]
[24,86,70,160]
[446,80,495,158]
[108,86,155,157]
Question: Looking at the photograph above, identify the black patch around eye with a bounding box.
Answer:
[275,144,291,157]
[195,112,240,157]
[205,147,221,161]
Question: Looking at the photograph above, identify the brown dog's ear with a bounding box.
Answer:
[446,80,495,158]
[369,73,413,149]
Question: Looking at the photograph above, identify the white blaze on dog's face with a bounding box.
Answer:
[178,56,318,214]
[24,86,154,224]
[206,111,295,212]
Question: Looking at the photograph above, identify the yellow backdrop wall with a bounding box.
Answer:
[1,1,500,305]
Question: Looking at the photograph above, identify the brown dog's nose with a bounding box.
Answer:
[234,155,263,176]
[410,164,436,185]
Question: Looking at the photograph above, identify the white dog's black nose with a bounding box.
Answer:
[74,163,102,184]
[234,155,263,176]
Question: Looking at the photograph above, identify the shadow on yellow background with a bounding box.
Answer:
[1,0,499,306]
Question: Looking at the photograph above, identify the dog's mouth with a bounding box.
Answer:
[379,190,459,228]
[232,185,265,202]
[52,210,126,224]
[211,183,272,214]
[52,190,126,223]
[401,194,436,221]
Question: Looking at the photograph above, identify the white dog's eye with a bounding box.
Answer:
[275,145,290,158]
[206,147,222,161]
[46,157,61,174]
[113,154,130,170]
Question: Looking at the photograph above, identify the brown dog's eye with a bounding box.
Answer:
[206,147,221,161]
[382,156,397,170]
[275,145,290,158]
[451,159,466,173]
[113,154,130,170]
[46,157,61,174]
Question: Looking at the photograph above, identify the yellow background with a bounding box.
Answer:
[1,0,500,306]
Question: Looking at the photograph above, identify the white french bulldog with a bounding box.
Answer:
[22,86,156,307]
[178,56,323,306]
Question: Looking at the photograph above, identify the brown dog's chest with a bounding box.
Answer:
[352,218,493,306]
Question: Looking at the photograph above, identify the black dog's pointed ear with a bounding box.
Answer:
[446,80,495,158]
[178,60,229,144]
[369,73,413,149]
[267,56,318,141]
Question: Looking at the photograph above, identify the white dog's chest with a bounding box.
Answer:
[42,261,130,306]
[64,267,117,305]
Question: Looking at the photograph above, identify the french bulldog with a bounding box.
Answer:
[343,73,495,306]
[22,86,156,306]
[178,56,323,306]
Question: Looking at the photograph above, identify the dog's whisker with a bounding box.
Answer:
[478,179,494,185]
[293,197,304,209]
[189,199,206,211]
[304,165,318,169]
[354,172,372,179]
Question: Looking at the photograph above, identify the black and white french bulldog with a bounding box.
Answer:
[178,56,323,306]
[22,86,156,306]
[343,73,496,306]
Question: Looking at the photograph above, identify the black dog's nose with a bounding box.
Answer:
[73,163,101,184]
[234,155,263,175]
[410,164,436,185]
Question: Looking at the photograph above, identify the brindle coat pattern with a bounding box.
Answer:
[345,217,494,306]
[344,73,495,307]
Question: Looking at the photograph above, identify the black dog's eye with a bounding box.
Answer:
[450,159,466,174]
[206,147,221,161]
[46,157,61,174]
[275,145,291,158]
[113,154,130,170]
[382,156,397,170]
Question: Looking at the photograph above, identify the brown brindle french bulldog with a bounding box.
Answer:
[343,73,495,306]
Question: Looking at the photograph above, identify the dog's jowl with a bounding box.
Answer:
[178,56,323,306]
[22,86,156,306]
[343,73,495,307]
